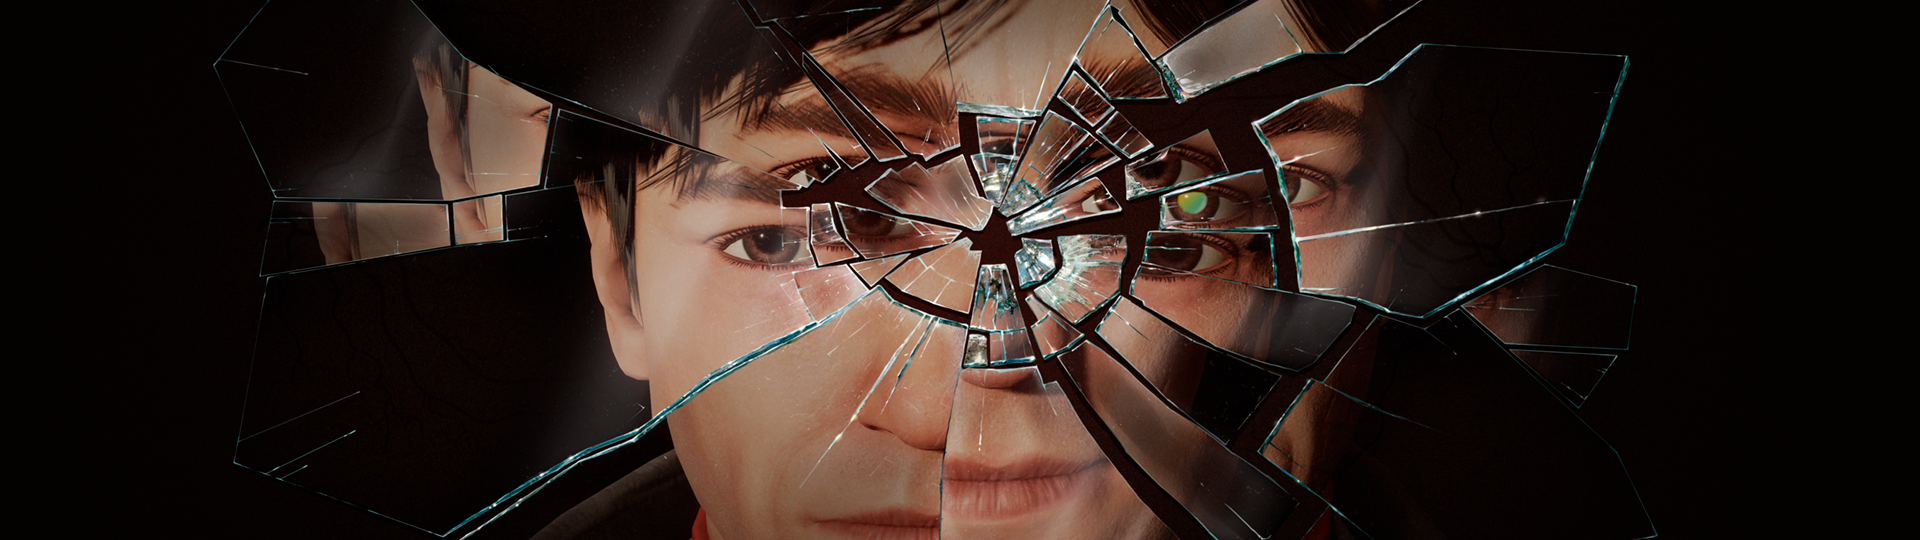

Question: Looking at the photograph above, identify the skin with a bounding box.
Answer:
[576,2,1390,539]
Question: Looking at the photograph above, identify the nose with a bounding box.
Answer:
[855,322,961,452]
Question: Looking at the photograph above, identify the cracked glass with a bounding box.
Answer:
[222,1,1649,539]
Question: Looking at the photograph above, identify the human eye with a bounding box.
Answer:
[1140,233,1238,280]
[1127,144,1226,191]
[769,156,841,186]
[1164,185,1250,224]
[1280,164,1333,207]
[712,225,811,268]
[838,208,918,238]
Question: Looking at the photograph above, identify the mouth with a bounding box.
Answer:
[816,509,940,540]
[941,457,1104,520]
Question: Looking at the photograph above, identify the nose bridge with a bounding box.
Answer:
[856,320,963,452]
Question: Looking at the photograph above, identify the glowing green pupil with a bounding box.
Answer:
[1177,192,1209,215]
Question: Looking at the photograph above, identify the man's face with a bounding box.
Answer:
[611,2,1388,539]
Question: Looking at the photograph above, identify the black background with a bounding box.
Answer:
[59,0,1795,537]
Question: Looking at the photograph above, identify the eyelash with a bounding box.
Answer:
[1281,164,1335,209]
[1137,234,1242,282]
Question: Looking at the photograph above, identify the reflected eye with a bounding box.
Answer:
[1128,146,1224,190]
[1281,165,1331,206]
[1165,188,1248,223]
[840,211,917,238]
[771,157,839,187]
[718,227,808,266]
[1146,234,1235,275]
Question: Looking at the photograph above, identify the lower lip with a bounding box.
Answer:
[942,462,1100,520]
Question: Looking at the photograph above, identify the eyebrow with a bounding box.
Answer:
[743,69,955,145]
[1260,98,1362,139]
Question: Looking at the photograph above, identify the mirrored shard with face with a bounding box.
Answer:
[1014,238,1058,289]
[1032,234,1127,324]
[261,201,451,274]
[1058,71,1116,126]
[866,160,995,231]
[1024,295,1084,360]
[1266,45,1627,317]
[849,252,914,288]
[1097,297,1282,440]
[834,203,963,258]
[809,203,860,265]
[976,116,1037,158]
[1158,170,1281,232]
[1006,177,1123,236]
[969,153,1018,206]
[1465,264,1638,351]
[1002,112,1103,214]
[1131,265,1354,371]
[1058,343,1296,540]
[1140,231,1277,289]
[1126,130,1229,200]
[885,237,981,314]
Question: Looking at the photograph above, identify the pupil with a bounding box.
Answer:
[1177,192,1210,216]
[843,211,896,236]
[749,231,790,262]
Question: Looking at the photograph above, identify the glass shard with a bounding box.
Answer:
[1509,349,1618,407]
[1073,6,1168,99]
[1158,170,1280,232]
[1006,177,1122,236]
[833,203,962,258]
[1140,231,1277,289]
[785,24,957,159]
[849,253,913,288]
[261,201,451,275]
[1260,313,1652,539]
[1157,0,1304,100]
[1131,271,1353,371]
[809,203,859,265]
[969,153,1018,205]
[216,0,551,200]
[1096,111,1155,157]
[1014,238,1058,289]
[1032,234,1126,324]
[1262,45,1625,317]
[794,264,869,321]
[865,160,994,231]
[1024,295,1084,360]
[1057,70,1115,126]
[1125,130,1229,200]
[451,195,505,245]
[968,265,1035,367]
[975,116,1036,158]
[1465,265,1637,351]
[941,365,1175,539]
[1057,343,1295,540]
[885,238,981,313]
[1096,297,1281,440]
[1001,112,1101,214]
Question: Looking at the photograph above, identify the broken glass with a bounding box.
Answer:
[1072,5,1168,99]
[1132,264,1353,371]
[1155,0,1418,100]
[1107,0,1249,57]
[941,364,1175,539]
[1096,107,1156,157]
[794,264,869,321]
[1014,238,1058,289]
[1032,234,1126,323]
[1001,112,1101,214]
[968,153,1018,205]
[968,265,1036,366]
[943,0,1109,115]
[1465,265,1637,351]
[865,159,994,231]
[1006,177,1122,236]
[451,195,505,245]
[1509,349,1618,408]
[884,237,981,313]
[1158,170,1280,232]
[1140,231,1277,289]
[975,116,1037,157]
[1096,297,1281,440]
[216,0,551,201]
[808,203,859,265]
[1024,295,1084,360]
[1263,45,1626,317]
[1057,342,1295,540]
[848,252,913,288]
[1260,313,1652,539]
[260,201,451,275]
[1057,71,1116,126]
[833,203,962,258]
[1125,130,1229,200]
